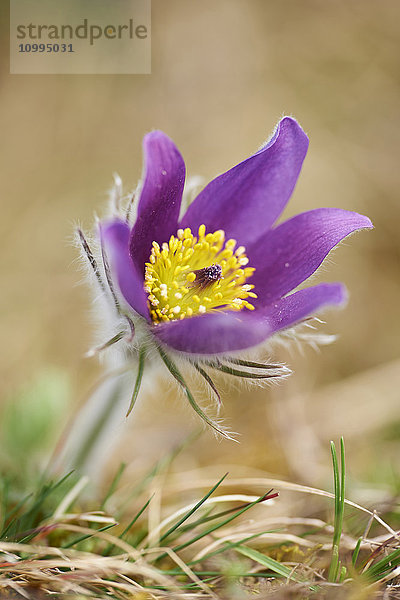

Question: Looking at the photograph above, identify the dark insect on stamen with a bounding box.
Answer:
[193,263,223,289]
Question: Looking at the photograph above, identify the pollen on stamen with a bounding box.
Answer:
[144,225,256,323]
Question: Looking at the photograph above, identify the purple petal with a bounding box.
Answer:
[153,282,345,355]
[101,220,149,319]
[130,131,186,274]
[153,311,272,354]
[260,282,347,334]
[249,208,373,306]
[180,117,309,246]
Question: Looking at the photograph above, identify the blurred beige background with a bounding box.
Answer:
[1,1,399,484]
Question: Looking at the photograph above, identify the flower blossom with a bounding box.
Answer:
[79,117,372,435]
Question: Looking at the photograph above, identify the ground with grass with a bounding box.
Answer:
[1,411,400,600]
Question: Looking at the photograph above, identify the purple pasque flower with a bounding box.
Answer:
[81,117,372,435]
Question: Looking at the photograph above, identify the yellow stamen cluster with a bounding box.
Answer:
[144,225,257,323]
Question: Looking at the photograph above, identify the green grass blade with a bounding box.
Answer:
[158,472,228,544]
[120,495,153,540]
[235,544,301,582]
[328,440,340,582]
[100,462,126,510]
[340,438,345,537]
[180,493,279,535]
[188,531,271,566]
[161,569,278,578]
[62,523,116,549]
[328,437,345,583]
[1,493,33,538]
[103,494,154,556]
[10,471,75,540]
[115,431,201,519]
[352,538,362,568]
[363,548,400,581]
[176,506,216,534]
[178,491,281,538]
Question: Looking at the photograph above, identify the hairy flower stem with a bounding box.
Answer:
[49,361,139,478]
[72,377,127,473]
